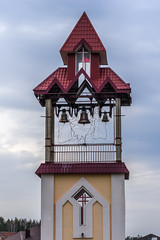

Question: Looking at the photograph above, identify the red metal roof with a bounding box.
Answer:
[33,67,69,94]
[33,67,131,94]
[0,232,15,239]
[5,227,40,240]
[96,68,131,92]
[60,12,107,65]
[35,162,129,179]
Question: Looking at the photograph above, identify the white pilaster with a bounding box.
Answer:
[111,174,125,240]
[41,175,54,240]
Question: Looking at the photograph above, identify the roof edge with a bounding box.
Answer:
[35,162,129,180]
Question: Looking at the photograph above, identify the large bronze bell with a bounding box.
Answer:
[78,108,90,124]
[102,112,109,122]
[59,109,69,123]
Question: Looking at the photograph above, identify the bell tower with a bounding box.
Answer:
[34,12,131,240]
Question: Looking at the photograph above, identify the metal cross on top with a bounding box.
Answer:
[73,188,92,225]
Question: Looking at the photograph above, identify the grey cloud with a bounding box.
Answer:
[0,150,41,219]
[0,0,160,236]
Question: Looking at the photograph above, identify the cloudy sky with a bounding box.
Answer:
[0,0,160,237]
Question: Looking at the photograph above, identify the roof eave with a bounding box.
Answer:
[35,162,129,180]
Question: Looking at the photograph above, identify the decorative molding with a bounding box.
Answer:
[56,177,110,240]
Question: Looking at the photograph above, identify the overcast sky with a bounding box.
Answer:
[0,0,160,237]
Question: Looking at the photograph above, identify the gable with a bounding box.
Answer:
[33,67,131,106]
[60,12,107,65]
[56,177,110,240]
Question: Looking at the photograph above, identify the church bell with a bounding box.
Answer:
[59,109,69,123]
[78,108,90,124]
[102,112,109,122]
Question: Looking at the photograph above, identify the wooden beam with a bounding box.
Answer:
[116,98,122,162]
[45,99,52,162]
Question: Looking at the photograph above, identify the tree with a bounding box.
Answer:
[0,216,40,232]
[0,217,6,231]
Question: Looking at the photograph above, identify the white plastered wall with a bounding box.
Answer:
[111,174,125,240]
[41,175,54,240]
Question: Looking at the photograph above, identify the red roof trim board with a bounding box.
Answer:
[35,162,129,180]
[67,68,98,92]
[33,67,131,95]
[73,38,92,52]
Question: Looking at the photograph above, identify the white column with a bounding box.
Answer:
[111,174,125,240]
[41,175,54,240]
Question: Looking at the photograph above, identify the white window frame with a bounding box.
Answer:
[75,46,91,87]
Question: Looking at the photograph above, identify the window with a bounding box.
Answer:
[73,187,92,225]
[76,46,91,86]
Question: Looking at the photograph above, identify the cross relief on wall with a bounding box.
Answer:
[73,187,92,225]
[56,177,110,240]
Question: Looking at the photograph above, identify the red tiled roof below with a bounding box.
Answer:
[33,67,131,95]
[5,226,40,240]
[96,68,131,91]
[0,232,15,239]
[35,162,129,179]
[33,67,69,93]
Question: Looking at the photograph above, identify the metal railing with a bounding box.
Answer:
[51,143,116,163]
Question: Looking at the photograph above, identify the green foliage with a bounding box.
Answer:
[0,217,5,231]
[0,217,40,232]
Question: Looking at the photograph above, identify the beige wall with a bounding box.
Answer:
[93,202,103,240]
[54,174,111,240]
[62,201,73,240]
[54,174,111,203]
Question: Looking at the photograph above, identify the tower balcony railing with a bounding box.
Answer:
[51,143,116,163]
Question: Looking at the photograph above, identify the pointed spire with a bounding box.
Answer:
[60,12,107,65]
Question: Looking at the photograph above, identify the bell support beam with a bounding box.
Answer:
[45,99,52,162]
[116,98,122,162]
[51,104,55,161]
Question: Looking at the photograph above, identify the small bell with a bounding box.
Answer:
[102,112,109,122]
[59,109,69,123]
[78,108,90,124]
